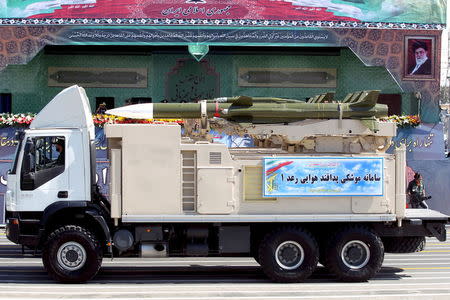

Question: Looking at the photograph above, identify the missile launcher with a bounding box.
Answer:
[106,90,387,124]
[106,90,393,153]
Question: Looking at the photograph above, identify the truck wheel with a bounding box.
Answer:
[324,226,384,282]
[382,236,426,253]
[258,227,319,283]
[42,225,103,283]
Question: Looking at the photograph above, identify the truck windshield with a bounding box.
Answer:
[9,131,24,175]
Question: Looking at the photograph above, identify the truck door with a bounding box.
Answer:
[5,132,25,212]
[197,167,235,214]
[18,135,69,211]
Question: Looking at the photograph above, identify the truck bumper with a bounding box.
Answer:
[5,218,20,244]
[404,208,449,241]
[374,209,449,242]
[5,217,40,247]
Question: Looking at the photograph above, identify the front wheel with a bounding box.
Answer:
[323,226,384,282]
[258,227,319,283]
[42,225,103,283]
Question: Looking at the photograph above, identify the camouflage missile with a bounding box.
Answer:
[106,90,388,124]
[205,96,305,104]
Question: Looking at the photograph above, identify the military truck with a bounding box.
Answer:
[5,86,449,283]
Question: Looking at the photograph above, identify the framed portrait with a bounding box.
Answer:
[403,36,436,80]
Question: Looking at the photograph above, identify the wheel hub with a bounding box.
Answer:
[275,241,304,270]
[65,250,79,262]
[57,241,87,271]
[341,240,370,269]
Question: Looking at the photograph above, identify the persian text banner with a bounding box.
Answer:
[264,157,384,197]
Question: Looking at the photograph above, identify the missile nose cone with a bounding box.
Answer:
[106,104,154,119]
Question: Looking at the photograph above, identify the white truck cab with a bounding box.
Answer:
[6,86,95,212]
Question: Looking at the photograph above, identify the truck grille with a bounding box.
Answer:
[209,152,221,164]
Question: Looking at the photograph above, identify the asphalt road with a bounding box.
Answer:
[0,228,449,300]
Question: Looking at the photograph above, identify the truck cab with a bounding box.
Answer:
[5,86,99,249]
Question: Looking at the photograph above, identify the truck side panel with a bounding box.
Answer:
[106,125,182,215]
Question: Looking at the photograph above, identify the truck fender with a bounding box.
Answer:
[85,209,112,253]
[41,201,112,253]
[41,201,88,227]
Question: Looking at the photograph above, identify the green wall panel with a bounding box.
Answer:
[0,47,403,114]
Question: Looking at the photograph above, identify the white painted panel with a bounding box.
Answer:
[197,168,234,214]
[110,149,122,219]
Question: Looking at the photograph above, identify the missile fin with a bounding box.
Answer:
[349,90,380,108]
[359,117,379,133]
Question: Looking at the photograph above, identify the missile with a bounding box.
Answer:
[205,96,305,104]
[106,90,388,125]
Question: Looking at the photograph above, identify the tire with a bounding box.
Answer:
[382,236,426,253]
[42,225,103,283]
[258,227,319,283]
[323,226,384,282]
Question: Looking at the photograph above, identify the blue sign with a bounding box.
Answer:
[264,157,384,197]
[387,123,444,160]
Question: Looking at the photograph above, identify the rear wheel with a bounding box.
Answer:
[42,225,103,283]
[324,226,384,282]
[258,227,319,283]
[382,236,425,253]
